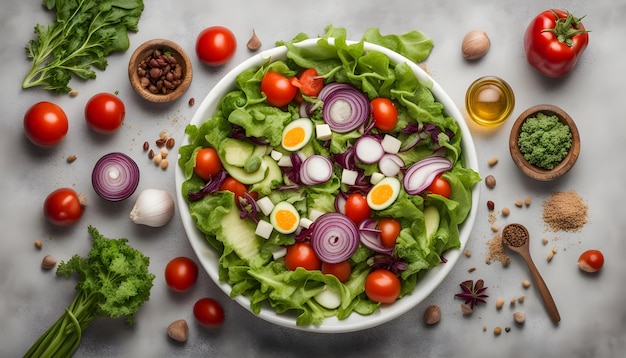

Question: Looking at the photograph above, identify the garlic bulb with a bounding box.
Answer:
[130,189,175,227]
[462,30,490,60]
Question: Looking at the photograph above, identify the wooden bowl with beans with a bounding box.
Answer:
[509,104,581,181]
[128,39,192,103]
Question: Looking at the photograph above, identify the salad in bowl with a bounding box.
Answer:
[176,29,480,332]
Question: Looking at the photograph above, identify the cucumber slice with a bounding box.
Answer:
[220,138,254,167]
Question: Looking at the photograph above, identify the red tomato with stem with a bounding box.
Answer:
[285,242,321,271]
[84,93,125,134]
[43,188,85,226]
[195,26,237,66]
[24,101,68,147]
[370,98,398,132]
[426,174,451,198]
[164,257,199,292]
[194,148,222,181]
[364,269,401,304]
[261,71,297,107]
[524,9,589,78]
[193,298,225,327]
[321,261,352,282]
[290,68,324,97]
[344,193,371,225]
[378,218,401,247]
[577,249,604,273]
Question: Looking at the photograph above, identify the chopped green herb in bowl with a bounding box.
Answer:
[518,112,572,170]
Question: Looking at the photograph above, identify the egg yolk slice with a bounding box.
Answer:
[283,127,306,148]
[367,177,400,210]
[281,118,313,151]
[270,201,300,234]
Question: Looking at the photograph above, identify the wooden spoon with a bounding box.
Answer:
[502,223,561,324]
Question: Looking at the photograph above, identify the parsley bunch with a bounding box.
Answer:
[24,226,155,357]
[22,0,144,93]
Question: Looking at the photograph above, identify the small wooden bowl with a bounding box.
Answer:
[509,104,580,181]
[128,39,192,103]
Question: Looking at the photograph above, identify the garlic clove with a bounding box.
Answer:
[462,30,490,60]
[129,189,175,227]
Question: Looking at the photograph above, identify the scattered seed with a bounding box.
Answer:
[552,247,558,253]
[156,138,166,147]
[160,146,169,158]
[461,304,474,315]
[34,240,43,249]
[515,200,523,207]
[542,237,549,245]
[495,298,505,309]
[487,157,498,166]
[522,279,531,288]
[517,295,525,304]
[160,158,169,170]
[468,267,476,273]
[167,319,189,343]
[41,255,57,270]
[69,89,79,97]
[524,196,531,206]
[464,250,472,258]
[166,137,175,149]
[493,326,502,335]
[143,141,150,151]
[501,207,510,216]
[491,225,499,232]
[546,250,554,262]
[485,175,496,188]
[482,325,487,332]
[510,298,516,306]
[66,155,77,163]
[148,149,155,160]
[487,200,495,211]
[159,131,168,140]
[153,153,163,165]
[505,327,511,333]
[423,305,442,325]
[188,97,195,106]
[513,311,526,324]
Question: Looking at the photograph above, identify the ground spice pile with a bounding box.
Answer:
[542,190,588,232]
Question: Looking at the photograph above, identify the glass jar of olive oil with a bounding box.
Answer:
[465,76,515,127]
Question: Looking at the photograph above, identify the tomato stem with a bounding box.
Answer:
[542,10,590,47]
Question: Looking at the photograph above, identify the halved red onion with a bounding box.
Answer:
[300,155,333,186]
[359,219,394,255]
[403,156,453,195]
[321,84,370,133]
[354,135,384,164]
[310,212,360,263]
[92,152,140,202]
[378,153,404,177]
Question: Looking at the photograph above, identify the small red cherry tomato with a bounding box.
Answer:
[285,242,321,271]
[164,257,199,292]
[43,188,85,226]
[219,177,257,201]
[370,98,398,132]
[84,92,125,134]
[364,269,401,304]
[194,148,222,181]
[378,218,401,247]
[321,261,352,283]
[193,297,225,327]
[577,249,604,273]
[426,174,451,198]
[195,26,237,66]
[261,71,297,107]
[24,101,68,147]
[344,193,371,225]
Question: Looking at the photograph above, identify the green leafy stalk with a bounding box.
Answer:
[24,226,155,357]
[22,0,145,93]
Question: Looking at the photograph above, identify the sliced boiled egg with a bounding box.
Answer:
[367,177,401,210]
[281,118,314,151]
[269,201,301,234]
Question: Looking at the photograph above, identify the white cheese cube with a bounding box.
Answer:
[370,172,385,185]
[309,209,325,221]
[382,134,402,154]
[315,124,332,141]
[277,155,293,167]
[256,196,275,216]
[271,246,287,260]
[270,150,283,161]
[255,219,274,239]
[299,217,314,229]
[341,169,359,185]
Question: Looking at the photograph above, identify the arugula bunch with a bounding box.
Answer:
[24,226,155,357]
[22,0,144,93]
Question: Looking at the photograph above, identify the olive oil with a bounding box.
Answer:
[465,76,515,127]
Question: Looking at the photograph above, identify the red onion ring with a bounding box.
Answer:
[359,219,394,255]
[92,152,140,202]
[403,156,453,195]
[322,84,370,133]
[310,213,360,263]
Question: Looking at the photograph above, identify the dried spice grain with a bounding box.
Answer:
[486,234,510,266]
[542,190,588,232]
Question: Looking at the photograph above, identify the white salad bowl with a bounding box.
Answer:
[175,38,480,333]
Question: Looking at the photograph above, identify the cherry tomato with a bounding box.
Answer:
[164,257,199,292]
[378,218,401,247]
[193,297,225,327]
[84,93,125,134]
[194,148,222,181]
[219,177,257,201]
[23,101,68,147]
[364,269,401,304]
[344,193,371,225]
[261,71,297,107]
[370,98,398,132]
[290,68,324,97]
[43,188,84,226]
[321,261,352,283]
[426,174,451,198]
[577,249,604,273]
[195,26,237,66]
[285,242,321,271]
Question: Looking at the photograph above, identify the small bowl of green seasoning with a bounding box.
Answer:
[509,104,580,181]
